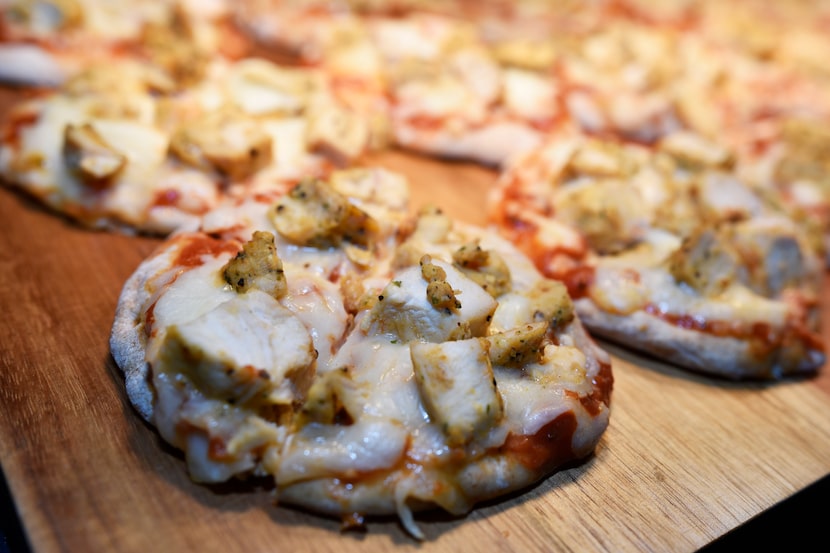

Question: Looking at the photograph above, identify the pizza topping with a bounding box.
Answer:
[666,226,747,297]
[363,258,497,342]
[156,289,316,408]
[527,279,575,328]
[305,103,371,166]
[492,38,557,71]
[483,322,548,368]
[566,140,636,178]
[169,108,273,181]
[6,0,82,34]
[410,339,504,446]
[222,231,286,299]
[555,177,649,255]
[658,130,734,170]
[421,254,461,311]
[394,205,453,268]
[140,12,209,87]
[271,177,378,248]
[297,367,357,426]
[228,59,321,116]
[62,123,126,188]
[729,217,819,298]
[452,241,511,298]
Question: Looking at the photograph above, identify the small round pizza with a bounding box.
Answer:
[0,55,378,234]
[234,3,568,167]
[489,129,826,380]
[110,166,612,537]
[0,0,243,86]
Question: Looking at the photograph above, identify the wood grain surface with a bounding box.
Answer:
[1,90,829,553]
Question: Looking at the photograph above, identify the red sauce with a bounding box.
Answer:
[558,265,595,299]
[643,302,825,366]
[208,436,232,461]
[153,188,181,207]
[144,302,156,338]
[1,104,40,149]
[173,235,240,268]
[405,114,449,131]
[578,358,614,417]
[499,411,578,473]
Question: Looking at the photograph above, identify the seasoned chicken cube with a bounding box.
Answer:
[483,321,548,367]
[298,367,358,426]
[222,231,286,299]
[420,255,461,311]
[567,140,636,178]
[452,241,512,297]
[328,167,410,214]
[666,226,748,296]
[393,205,453,268]
[492,38,557,71]
[306,104,371,166]
[270,178,378,248]
[555,178,649,254]
[410,338,503,446]
[169,108,273,181]
[731,217,819,298]
[157,290,316,408]
[229,59,321,116]
[62,123,126,188]
[141,13,208,87]
[7,0,82,32]
[658,130,734,169]
[527,279,575,328]
[363,259,497,342]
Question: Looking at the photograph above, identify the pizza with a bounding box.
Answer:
[0,54,378,233]
[0,0,245,87]
[110,167,613,537]
[1,0,829,540]
[489,129,826,379]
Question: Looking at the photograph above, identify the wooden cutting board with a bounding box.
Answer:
[1,92,829,553]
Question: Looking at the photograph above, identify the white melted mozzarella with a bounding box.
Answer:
[277,420,409,484]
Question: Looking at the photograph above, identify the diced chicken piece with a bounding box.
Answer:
[327,168,411,235]
[775,118,830,188]
[658,130,734,169]
[306,104,371,166]
[502,67,559,121]
[229,59,321,116]
[363,259,497,342]
[169,109,273,181]
[157,290,316,408]
[410,338,504,446]
[666,226,748,296]
[421,255,461,311]
[527,279,575,328]
[731,217,818,297]
[566,140,636,178]
[298,367,358,426]
[222,231,286,299]
[141,12,208,87]
[64,62,175,98]
[270,178,378,247]
[8,0,82,32]
[555,178,649,254]
[393,205,452,269]
[62,123,126,188]
[452,241,512,298]
[482,321,549,368]
[492,39,557,71]
[328,167,410,213]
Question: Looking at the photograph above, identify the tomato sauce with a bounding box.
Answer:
[500,411,578,473]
